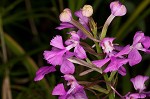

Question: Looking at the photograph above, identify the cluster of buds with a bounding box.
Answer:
[34,1,150,99]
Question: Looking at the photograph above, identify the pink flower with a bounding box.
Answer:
[128,31,150,66]
[52,75,87,99]
[130,75,149,92]
[100,37,115,55]
[125,75,150,99]
[92,45,130,76]
[65,31,87,59]
[110,1,127,16]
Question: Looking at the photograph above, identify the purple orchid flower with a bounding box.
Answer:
[92,45,130,76]
[92,37,130,76]
[34,66,56,81]
[43,35,67,66]
[65,31,87,59]
[130,75,149,93]
[43,35,75,74]
[52,74,88,99]
[100,37,115,56]
[128,31,150,66]
[125,75,150,99]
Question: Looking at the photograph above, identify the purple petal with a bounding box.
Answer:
[67,86,88,99]
[43,49,66,65]
[34,66,56,81]
[74,90,88,99]
[126,93,146,99]
[118,66,126,76]
[74,10,88,24]
[92,58,110,68]
[56,22,74,30]
[50,35,65,49]
[64,74,76,82]
[128,48,142,66]
[70,31,80,41]
[60,59,75,74]
[142,36,150,49]
[133,31,144,45]
[74,44,87,59]
[77,30,87,39]
[52,83,66,95]
[115,45,131,57]
[130,75,149,92]
[146,49,150,53]
[104,57,128,73]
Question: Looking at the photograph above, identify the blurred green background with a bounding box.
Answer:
[0,0,149,99]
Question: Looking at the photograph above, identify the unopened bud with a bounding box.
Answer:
[59,8,72,22]
[110,1,127,16]
[82,5,93,17]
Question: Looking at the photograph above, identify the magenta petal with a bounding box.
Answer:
[34,66,56,81]
[43,50,66,65]
[142,36,150,49]
[115,45,131,57]
[77,30,87,39]
[74,90,88,99]
[92,58,110,68]
[118,66,126,76]
[56,22,74,30]
[52,83,66,95]
[74,44,87,59]
[128,49,142,66]
[128,93,146,99]
[50,35,65,49]
[64,74,76,81]
[133,31,144,45]
[130,75,149,92]
[104,57,128,73]
[60,59,75,74]
[74,10,88,24]
[70,31,80,41]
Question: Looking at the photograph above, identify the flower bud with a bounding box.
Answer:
[59,8,72,22]
[82,5,93,17]
[110,1,127,16]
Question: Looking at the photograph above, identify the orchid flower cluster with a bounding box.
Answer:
[34,1,150,99]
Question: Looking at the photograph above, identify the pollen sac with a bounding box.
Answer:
[82,5,93,17]
[110,1,127,16]
[59,8,72,22]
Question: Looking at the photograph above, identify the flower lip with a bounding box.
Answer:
[130,75,149,92]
